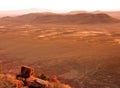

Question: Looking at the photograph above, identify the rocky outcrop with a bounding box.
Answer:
[0,66,72,88]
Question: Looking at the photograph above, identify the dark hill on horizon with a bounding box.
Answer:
[0,13,119,24]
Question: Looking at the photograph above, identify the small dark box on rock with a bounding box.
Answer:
[21,66,34,78]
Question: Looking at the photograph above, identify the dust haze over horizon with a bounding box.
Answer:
[0,0,120,12]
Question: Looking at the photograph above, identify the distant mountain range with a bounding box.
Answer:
[0,11,120,24]
[0,9,120,18]
[0,9,56,17]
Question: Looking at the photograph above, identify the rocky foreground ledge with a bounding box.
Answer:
[0,66,71,88]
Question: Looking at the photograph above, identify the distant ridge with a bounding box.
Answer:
[0,12,119,24]
[68,10,120,19]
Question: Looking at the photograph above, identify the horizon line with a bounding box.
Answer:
[0,8,120,12]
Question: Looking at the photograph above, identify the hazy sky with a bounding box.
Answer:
[0,0,120,11]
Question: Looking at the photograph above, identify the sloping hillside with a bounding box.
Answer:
[0,13,119,24]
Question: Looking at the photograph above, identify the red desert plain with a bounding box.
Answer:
[0,11,120,88]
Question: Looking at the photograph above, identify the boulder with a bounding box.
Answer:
[21,66,34,78]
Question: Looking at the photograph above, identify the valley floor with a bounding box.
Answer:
[0,24,120,88]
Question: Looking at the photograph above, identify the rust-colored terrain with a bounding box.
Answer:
[0,13,120,88]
